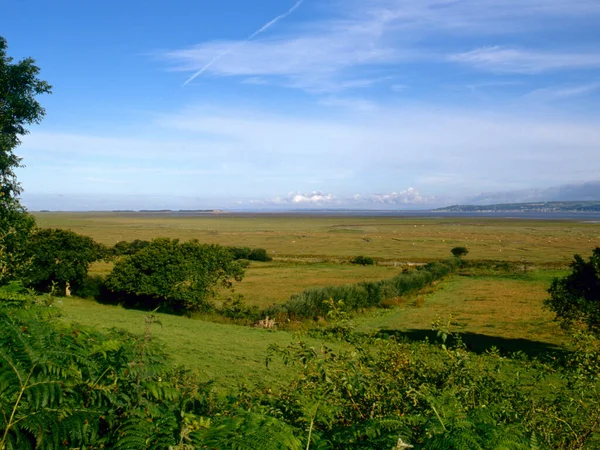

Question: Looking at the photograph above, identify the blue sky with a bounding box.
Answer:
[3,0,600,210]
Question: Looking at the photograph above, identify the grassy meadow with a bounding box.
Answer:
[57,296,334,391]
[33,212,600,389]
[33,212,600,263]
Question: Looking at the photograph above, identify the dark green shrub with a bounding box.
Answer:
[351,255,375,265]
[104,238,246,314]
[248,248,273,262]
[218,296,261,321]
[230,246,252,260]
[268,259,459,319]
[451,246,469,258]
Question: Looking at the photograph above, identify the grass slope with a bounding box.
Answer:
[59,297,333,391]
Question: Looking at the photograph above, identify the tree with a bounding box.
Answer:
[23,228,105,295]
[111,238,151,256]
[451,246,469,258]
[104,238,246,314]
[546,247,600,333]
[0,36,52,284]
[0,208,35,285]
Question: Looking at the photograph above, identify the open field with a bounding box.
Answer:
[34,212,600,264]
[230,261,402,307]
[58,269,570,391]
[58,296,337,391]
[35,213,599,362]
[356,270,568,352]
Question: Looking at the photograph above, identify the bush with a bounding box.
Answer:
[230,246,252,260]
[229,246,272,261]
[104,238,246,314]
[451,246,469,258]
[248,247,272,262]
[351,255,374,265]
[218,296,261,321]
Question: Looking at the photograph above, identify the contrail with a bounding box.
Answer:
[183,0,304,86]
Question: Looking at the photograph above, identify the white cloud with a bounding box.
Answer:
[162,0,600,91]
[288,191,337,204]
[248,188,438,208]
[450,47,600,73]
[182,0,306,86]
[369,188,426,204]
[165,31,403,93]
[18,102,600,199]
[526,82,600,100]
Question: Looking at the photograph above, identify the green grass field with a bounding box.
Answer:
[58,296,337,391]
[31,212,600,390]
[355,270,567,351]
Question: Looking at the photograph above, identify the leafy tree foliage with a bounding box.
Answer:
[105,238,246,313]
[451,246,469,258]
[22,228,105,295]
[546,247,600,333]
[0,36,51,205]
[0,36,51,285]
[0,208,35,286]
[111,239,151,256]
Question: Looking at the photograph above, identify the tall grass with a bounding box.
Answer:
[268,259,459,319]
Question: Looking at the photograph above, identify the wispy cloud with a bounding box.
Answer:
[19,102,600,199]
[182,0,304,86]
[526,82,600,100]
[165,29,402,92]
[450,47,600,74]
[163,0,600,91]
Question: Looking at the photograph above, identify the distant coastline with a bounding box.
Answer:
[435,201,600,213]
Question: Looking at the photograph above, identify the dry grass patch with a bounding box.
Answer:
[34,212,600,264]
[233,262,402,307]
[356,272,565,345]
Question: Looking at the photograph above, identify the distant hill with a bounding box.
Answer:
[435,201,600,213]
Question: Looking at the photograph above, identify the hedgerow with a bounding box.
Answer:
[267,259,459,319]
